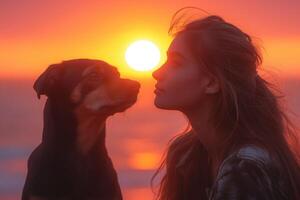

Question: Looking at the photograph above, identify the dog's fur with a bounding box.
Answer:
[22,59,140,200]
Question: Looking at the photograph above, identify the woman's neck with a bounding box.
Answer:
[185,107,225,186]
[183,101,224,165]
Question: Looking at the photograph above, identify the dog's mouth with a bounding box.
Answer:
[103,90,138,111]
[97,93,138,115]
[98,80,140,115]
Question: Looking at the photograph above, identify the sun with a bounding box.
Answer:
[125,40,161,72]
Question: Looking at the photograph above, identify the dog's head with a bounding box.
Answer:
[34,59,140,116]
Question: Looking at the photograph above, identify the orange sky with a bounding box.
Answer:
[0,0,300,80]
[1,3,300,196]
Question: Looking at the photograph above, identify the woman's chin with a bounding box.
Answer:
[153,98,161,108]
[154,98,174,110]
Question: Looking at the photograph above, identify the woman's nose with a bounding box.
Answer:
[152,66,163,81]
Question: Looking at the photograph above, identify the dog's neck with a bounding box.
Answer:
[74,106,108,156]
[42,99,78,148]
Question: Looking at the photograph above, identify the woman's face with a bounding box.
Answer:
[152,33,218,112]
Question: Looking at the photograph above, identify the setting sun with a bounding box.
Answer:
[125,40,161,72]
[129,152,160,170]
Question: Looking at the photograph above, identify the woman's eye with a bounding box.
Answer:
[167,59,181,67]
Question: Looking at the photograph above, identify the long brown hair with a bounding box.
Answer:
[151,7,300,200]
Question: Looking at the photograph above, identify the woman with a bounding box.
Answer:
[151,7,300,200]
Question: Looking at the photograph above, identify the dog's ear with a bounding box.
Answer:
[33,64,62,99]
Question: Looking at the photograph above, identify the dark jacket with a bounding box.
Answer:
[207,145,292,200]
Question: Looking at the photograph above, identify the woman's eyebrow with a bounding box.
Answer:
[167,51,186,60]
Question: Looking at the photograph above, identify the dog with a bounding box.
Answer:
[22,59,140,200]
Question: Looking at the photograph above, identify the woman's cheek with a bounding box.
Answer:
[154,87,180,109]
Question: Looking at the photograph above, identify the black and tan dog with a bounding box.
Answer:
[22,59,140,200]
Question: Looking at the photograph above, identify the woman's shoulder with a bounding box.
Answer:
[216,144,281,183]
[223,144,277,170]
[209,144,291,199]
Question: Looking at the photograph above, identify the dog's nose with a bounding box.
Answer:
[122,79,140,91]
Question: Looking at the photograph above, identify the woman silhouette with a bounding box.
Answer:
[151,7,300,200]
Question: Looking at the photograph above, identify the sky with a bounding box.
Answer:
[0,0,300,79]
[0,1,300,199]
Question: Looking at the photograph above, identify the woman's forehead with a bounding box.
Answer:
[168,33,196,62]
[168,34,188,52]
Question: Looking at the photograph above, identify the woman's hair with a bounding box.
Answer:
[151,7,300,200]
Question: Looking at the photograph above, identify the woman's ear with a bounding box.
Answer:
[204,74,220,94]
[33,64,62,99]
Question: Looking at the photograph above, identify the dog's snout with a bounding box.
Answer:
[122,79,140,91]
[131,81,141,90]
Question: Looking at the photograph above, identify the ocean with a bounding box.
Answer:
[0,77,299,199]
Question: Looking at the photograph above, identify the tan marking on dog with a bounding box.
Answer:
[70,65,137,155]
[70,67,114,155]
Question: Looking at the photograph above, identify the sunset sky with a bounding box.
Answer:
[1,1,300,199]
[1,0,300,79]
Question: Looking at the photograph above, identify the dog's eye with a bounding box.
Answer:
[88,72,99,77]
[85,72,106,82]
